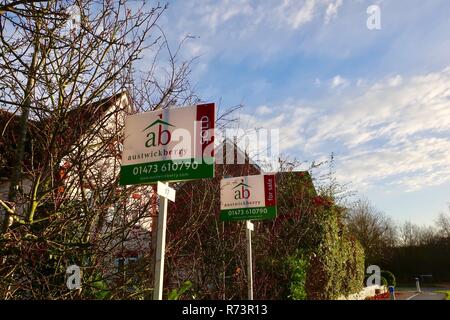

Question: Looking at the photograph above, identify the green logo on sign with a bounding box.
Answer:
[143,114,175,147]
[233,181,251,200]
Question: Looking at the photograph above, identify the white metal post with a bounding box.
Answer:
[246,221,253,300]
[153,182,169,300]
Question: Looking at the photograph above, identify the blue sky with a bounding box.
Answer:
[154,0,450,226]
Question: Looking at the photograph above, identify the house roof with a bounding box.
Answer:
[215,138,262,171]
[0,91,130,179]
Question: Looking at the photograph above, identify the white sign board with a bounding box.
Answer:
[119,104,215,185]
[220,174,277,221]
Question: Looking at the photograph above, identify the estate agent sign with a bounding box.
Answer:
[119,103,215,185]
[220,175,277,221]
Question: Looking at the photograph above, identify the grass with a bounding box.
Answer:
[434,290,450,300]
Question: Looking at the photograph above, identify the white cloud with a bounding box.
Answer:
[388,75,403,87]
[324,0,343,25]
[256,105,273,115]
[325,67,450,190]
[330,75,348,88]
[237,103,316,153]
[195,0,254,33]
[161,0,350,67]
[156,1,450,194]
[158,0,450,84]
[356,78,365,87]
[240,67,450,192]
[316,67,450,148]
[336,138,450,192]
[282,0,318,30]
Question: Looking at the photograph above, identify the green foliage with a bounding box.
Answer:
[253,172,366,300]
[168,280,193,300]
[85,273,111,300]
[381,270,396,287]
[304,205,365,300]
[344,240,365,293]
[286,251,308,300]
[161,169,366,300]
[92,279,111,300]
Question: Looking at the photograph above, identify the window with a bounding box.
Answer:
[114,257,126,273]
[114,256,139,273]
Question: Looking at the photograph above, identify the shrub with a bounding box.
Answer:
[381,270,396,287]
[380,276,388,287]
[286,251,308,300]
[254,173,366,300]
[305,205,365,299]
[168,280,193,300]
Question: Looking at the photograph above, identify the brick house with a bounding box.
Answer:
[1,92,317,296]
[0,92,155,278]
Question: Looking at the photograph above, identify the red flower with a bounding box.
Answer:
[366,292,390,300]
[312,196,333,208]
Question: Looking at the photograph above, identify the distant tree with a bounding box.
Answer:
[398,221,437,246]
[417,225,438,245]
[398,221,420,247]
[345,198,396,265]
[435,207,450,238]
[388,218,449,283]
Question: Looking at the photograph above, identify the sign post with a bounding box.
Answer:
[153,181,170,300]
[246,220,254,300]
[119,103,215,300]
[220,174,277,300]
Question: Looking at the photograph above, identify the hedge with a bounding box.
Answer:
[286,251,308,300]
[304,204,365,299]
[381,270,396,287]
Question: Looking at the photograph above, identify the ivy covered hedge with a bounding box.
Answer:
[286,250,308,300]
[162,170,365,300]
[304,205,365,299]
[254,172,365,300]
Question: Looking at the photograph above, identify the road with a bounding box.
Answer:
[395,287,447,300]
[405,291,446,300]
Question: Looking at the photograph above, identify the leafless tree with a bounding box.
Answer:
[345,198,397,264]
[0,0,196,299]
[435,206,450,238]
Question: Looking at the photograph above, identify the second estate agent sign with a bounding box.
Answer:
[220,175,277,221]
[119,103,215,185]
